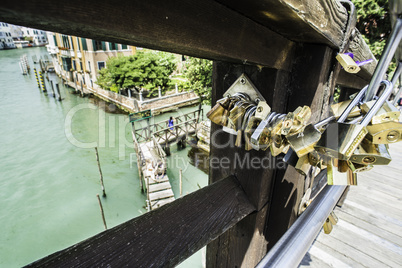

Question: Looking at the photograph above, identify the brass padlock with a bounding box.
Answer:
[270,137,289,156]
[323,217,333,234]
[327,158,357,185]
[350,139,392,165]
[287,124,323,157]
[294,154,311,176]
[361,100,400,124]
[353,162,374,173]
[336,53,361,74]
[227,103,247,130]
[289,106,312,134]
[251,112,285,150]
[366,121,402,144]
[316,80,393,160]
[207,102,228,126]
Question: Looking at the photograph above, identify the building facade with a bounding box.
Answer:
[46,32,135,90]
[21,27,48,46]
[0,22,16,49]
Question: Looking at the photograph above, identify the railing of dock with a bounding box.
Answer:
[133,109,202,144]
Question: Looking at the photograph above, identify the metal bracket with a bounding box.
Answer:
[223,73,266,103]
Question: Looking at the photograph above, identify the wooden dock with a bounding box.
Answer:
[300,141,402,268]
[139,140,175,211]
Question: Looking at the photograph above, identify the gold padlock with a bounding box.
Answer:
[336,53,361,74]
[244,116,261,151]
[366,121,402,144]
[323,217,333,234]
[207,102,228,126]
[228,104,247,130]
[350,139,392,165]
[327,158,357,185]
[361,100,400,124]
[287,124,323,157]
[316,80,394,160]
[294,154,311,176]
[270,134,289,156]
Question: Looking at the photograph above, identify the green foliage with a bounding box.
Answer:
[352,0,391,60]
[96,51,177,96]
[184,57,213,104]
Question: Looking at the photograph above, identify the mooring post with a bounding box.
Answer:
[34,68,41,90]
[50,80,56,98]
[55,83,62,101]
[38,71,47,92]
[96,194,107,230]
[175,83,179,94]
[179,168,183,197]
[94,147,107,197]
[158,86,162,98]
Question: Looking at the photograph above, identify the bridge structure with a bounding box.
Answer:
[2,0,398,267]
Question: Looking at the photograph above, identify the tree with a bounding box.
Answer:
[96,51,177,96]
[352,0,391,60]
[184,57,213,104]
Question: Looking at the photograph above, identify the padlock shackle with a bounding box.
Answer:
[338,85,368,123]
[361,80,393,126]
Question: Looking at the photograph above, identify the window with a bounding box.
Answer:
[72,60,76,70]
[109,42,117,50]
[61,57,72,71]
[97,61,105,70]
[79,61,83,71]
[76,37,81,51]
[27,30,30,35]
[53,35,57,46]
[62,35,70,49]
[87,61,91,72]
[121,44,128,50]
[81,38,88,51]
[92,40,107,51]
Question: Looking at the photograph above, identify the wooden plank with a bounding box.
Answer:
[148,182,172,193]
[312,230,391,267]
[0,0,295,70]
[335,209,402,247]
[26,175,255,267]
[341,201,402,237]
[149,189,174,201]
[151,197,176,209]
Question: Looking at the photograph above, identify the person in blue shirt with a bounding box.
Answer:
[168,116,175,132]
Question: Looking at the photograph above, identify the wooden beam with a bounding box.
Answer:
[207,62,292,267]
[216,0,376,83]
[26,176,255,267]
[0,0,294,70]
[216,0,347,48]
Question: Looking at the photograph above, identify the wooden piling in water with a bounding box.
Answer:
[55,83,62,101]
[94,147,106,197]
[96,194,107,230]
[50,81,56,98]
[34,68,41,90]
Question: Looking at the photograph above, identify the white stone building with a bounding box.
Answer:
[0,22,16,49]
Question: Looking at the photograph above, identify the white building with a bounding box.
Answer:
[21,27,48,46]
[0,22,16,49]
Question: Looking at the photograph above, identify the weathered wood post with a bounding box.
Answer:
[96,194,107,230]
[55,83,62,101]
[207,42,338,267]
[50,80,56,98]
[94,147,107,197]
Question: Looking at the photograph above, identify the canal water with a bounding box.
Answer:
[0,47,208,267]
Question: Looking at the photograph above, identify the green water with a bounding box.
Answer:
[0,47,208,267]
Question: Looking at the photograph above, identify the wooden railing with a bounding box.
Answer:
[133,109,202,144]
